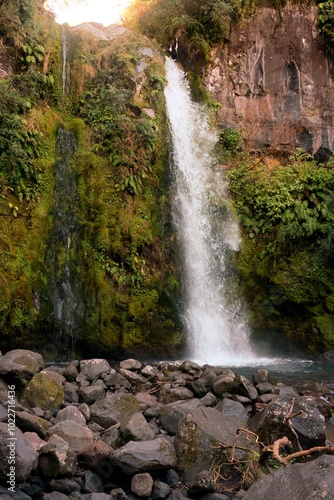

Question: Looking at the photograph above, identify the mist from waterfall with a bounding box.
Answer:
[164,58,257,365]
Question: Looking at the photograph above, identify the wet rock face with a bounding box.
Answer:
[206,5,334,155]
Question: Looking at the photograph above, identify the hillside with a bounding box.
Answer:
[0,0,334,358]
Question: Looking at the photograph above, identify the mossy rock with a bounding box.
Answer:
[315,314,334,348]
[20,372,64,409]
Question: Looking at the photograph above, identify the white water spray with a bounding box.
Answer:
[165,58,257,365]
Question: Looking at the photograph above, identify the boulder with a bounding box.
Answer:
[64,381,79,403]
[119,368,147,386]
[255,382,275,395]
[121,411,156,441]
[90,392,140,428]
[0,349,44,380]
[83,470,104,493]
[319,349,334,362]
[0,422,38,483]
[275,384,299,397]
[47,420,94,452]
[80,359,110,380]
[236,380,258,401]
[63,363,79,381]
[188,470,215,496]
[179,360,202,373]
[215,398,249,421]
[104,371,132,389]
[174,407,253,481]
[158,386,194,404]
[110,488,128,500]
[49,478,81,494]
[211,370,237,396]
[152,480,171,499]
[131,472,153,497]
[111,437,177,474]
[80,384,105,404]
[0,377,8,403]
[135,391,158,411]
[86,494,111,500]
[141,364,162,381]
[78,402,91,420]
[249,395,326,449]
[15,410,51,437]
[55,405,86,425]
[77,439,114,470]
[20,372,64,409]
[190,367,217,397]
[252,369,269,385]
[159,398,203,435]
[39,434,77,478]
[120,358,142,371]
[43,493,69,500]
[200,392,217,407]
[41,369,66,386]
[242,454,334,500]
[23,431,46,451]
[0,403,7,421]
[257,393,278,404]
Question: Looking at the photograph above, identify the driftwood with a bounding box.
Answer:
[261,436,334,466]
[227,424,334,467]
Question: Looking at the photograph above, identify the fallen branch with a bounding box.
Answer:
[230,428,262,462]
[285,398,302,451]
[261,436,334,466]
[277,445,334,465]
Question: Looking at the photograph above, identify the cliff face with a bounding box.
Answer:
[207,5,334,158]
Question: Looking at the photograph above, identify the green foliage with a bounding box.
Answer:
[228,156,334,250]
[226,153,334,352]
[20,43,45,69]
[124,0,233,62]
[219,127,242,155]
[77,36,163,197]
[318,1,334,47]
[0,79,42,200]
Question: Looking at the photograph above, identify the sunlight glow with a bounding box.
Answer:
[45,0,134,27]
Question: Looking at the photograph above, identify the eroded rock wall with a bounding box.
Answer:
[207,5,334,157]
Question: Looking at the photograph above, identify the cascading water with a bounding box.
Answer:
[46,126,83,350]
[164,58,257,365]
[61,25,67,96]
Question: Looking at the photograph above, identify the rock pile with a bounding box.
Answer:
[0,349,333,499]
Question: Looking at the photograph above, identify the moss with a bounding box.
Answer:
[0,9,181,358]
[20,373,64,409]
[315,314,334,348]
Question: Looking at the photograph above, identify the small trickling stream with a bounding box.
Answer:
[46,126,83,349]
[61,25,67,96]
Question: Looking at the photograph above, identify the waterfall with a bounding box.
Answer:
[61,25,67,96]
[46,126,83,350]
[164,58,257,365]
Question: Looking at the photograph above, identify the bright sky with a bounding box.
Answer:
[45,0,134,26]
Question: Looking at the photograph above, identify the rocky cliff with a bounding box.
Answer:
[207,4,334,159]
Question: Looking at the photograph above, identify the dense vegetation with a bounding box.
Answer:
[318,0,334,47]
[0,1,181,358]
[124,0,334,68]
[215,135,334,352]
